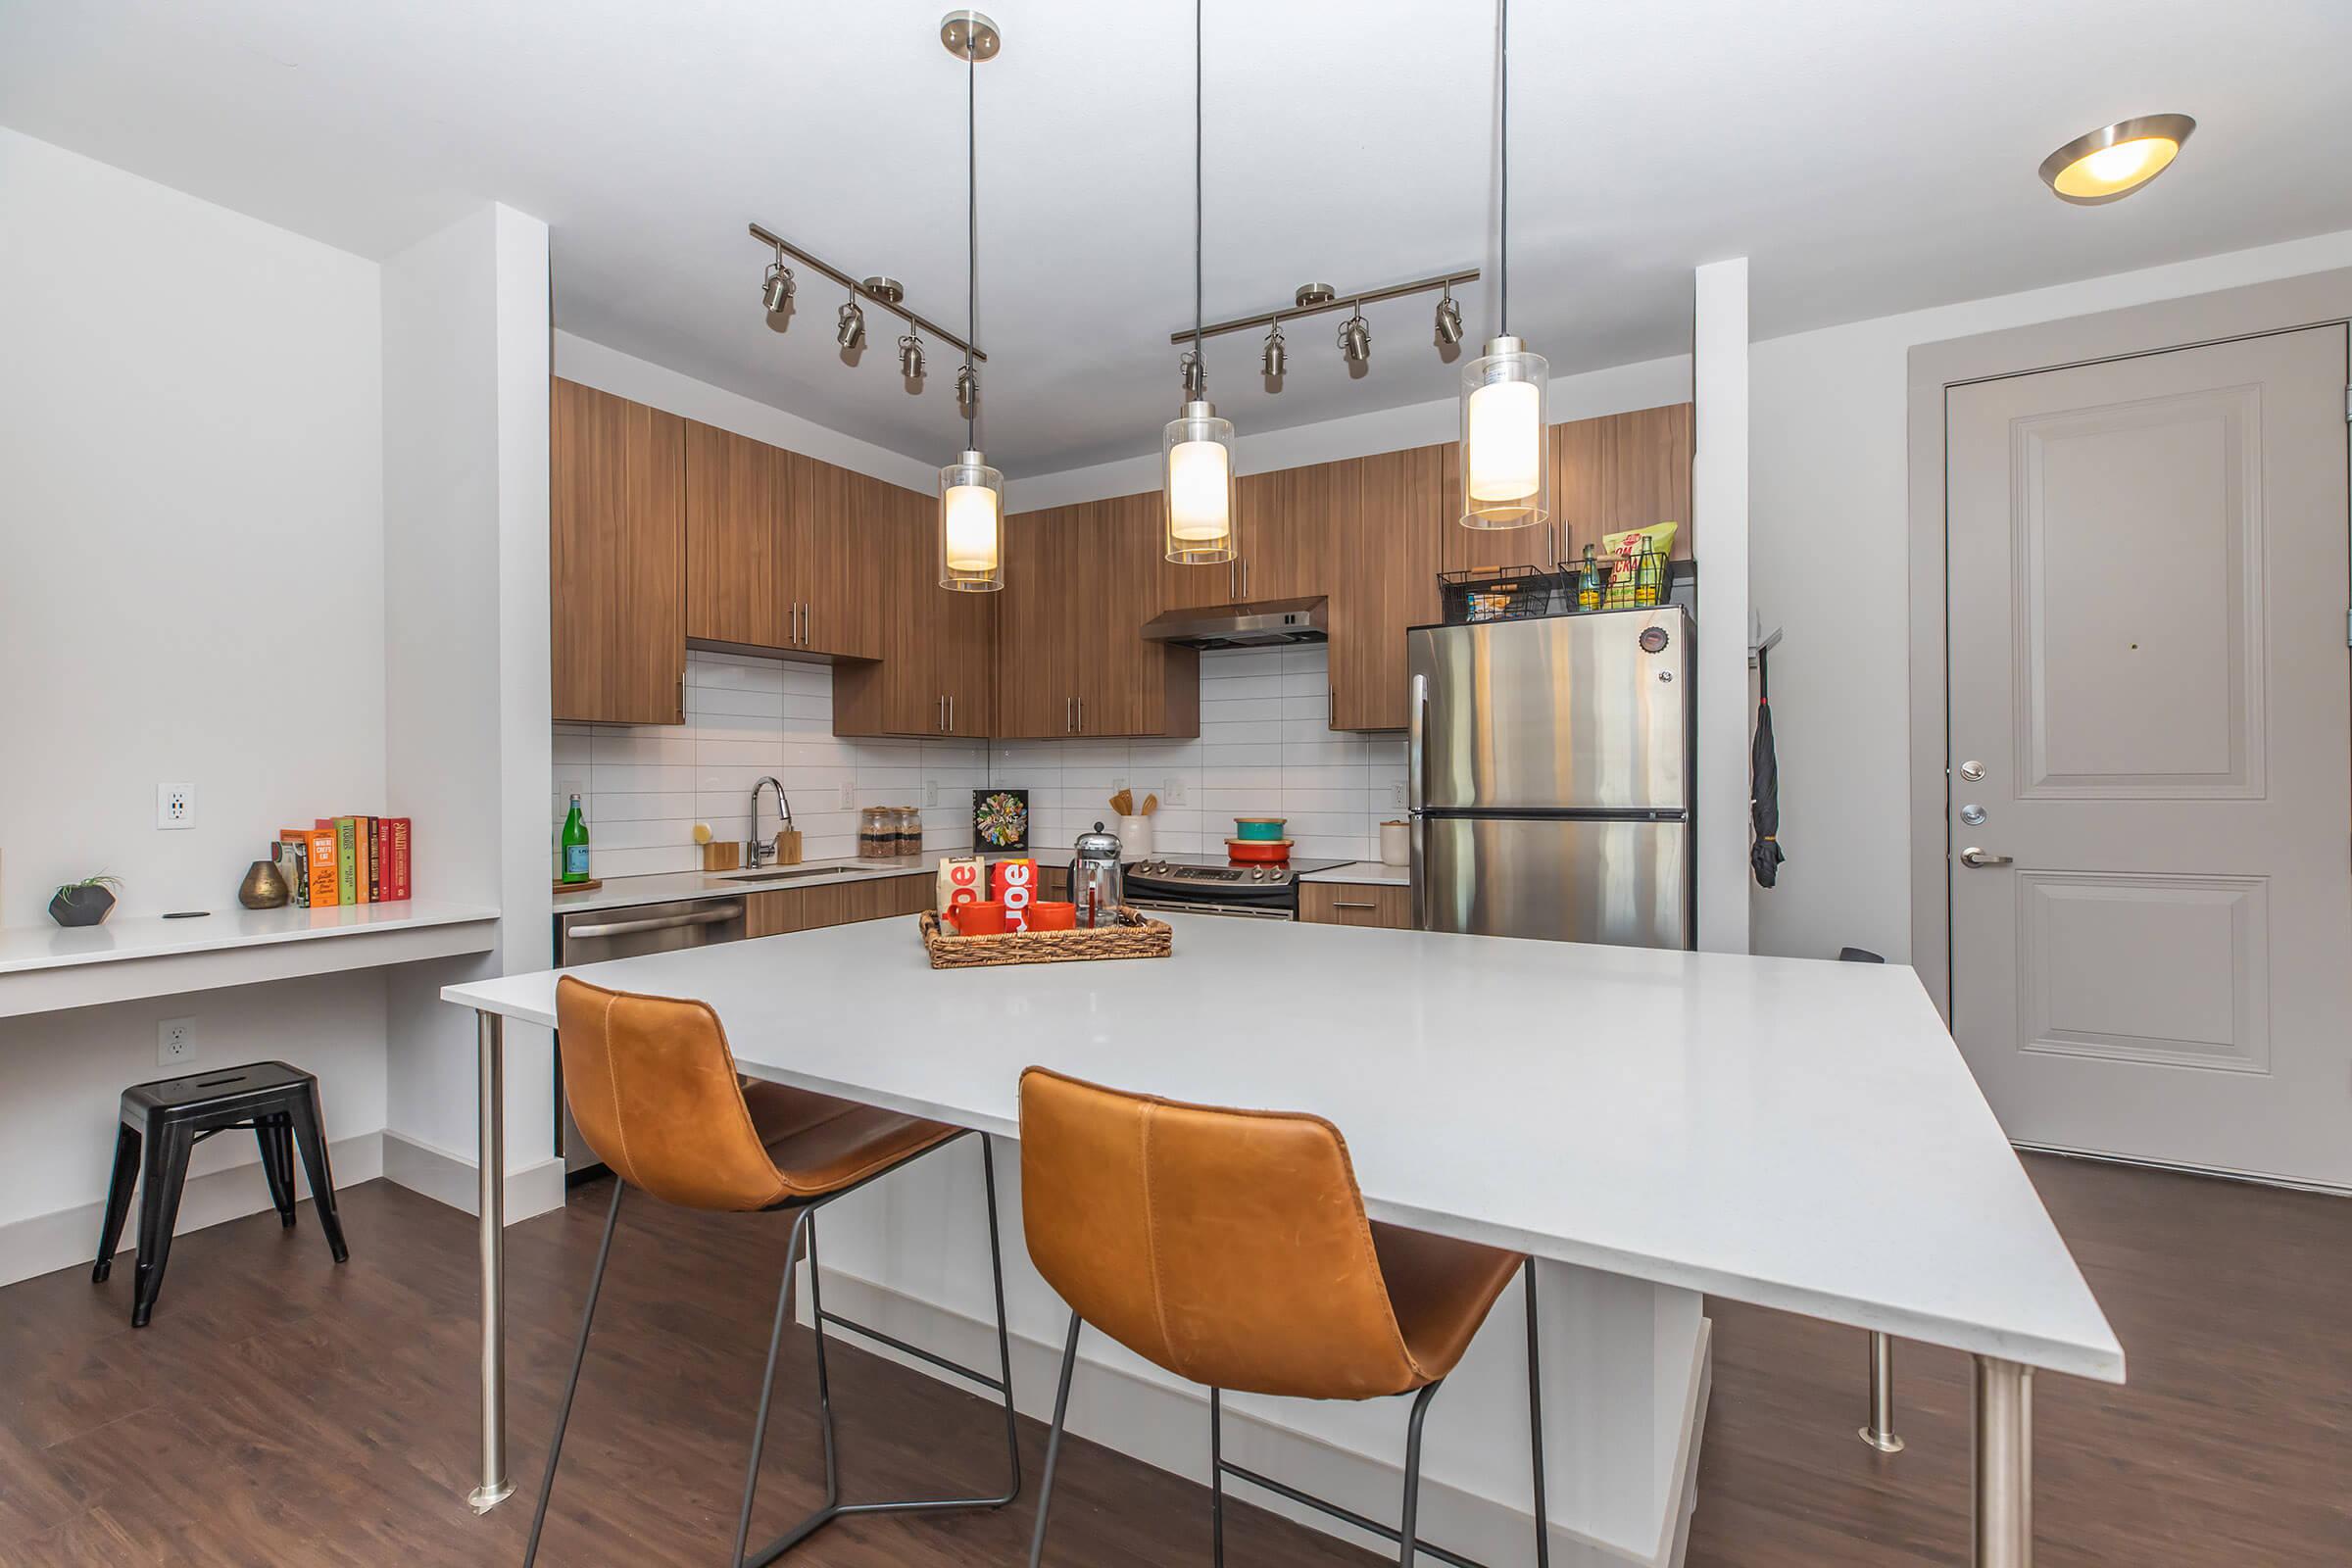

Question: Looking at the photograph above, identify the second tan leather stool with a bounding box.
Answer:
[1016,1065,1551,1568]
[525,977,1023,1567]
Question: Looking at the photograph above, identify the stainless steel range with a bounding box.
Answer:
[1122,853,1348,921]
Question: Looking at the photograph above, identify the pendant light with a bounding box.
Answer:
[938,11,1004,593]
[1458,0,1548,530]
[1162,0,1238,565]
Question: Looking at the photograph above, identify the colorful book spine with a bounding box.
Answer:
[334,817,359,906]
[277,831,311,907]
[362,815,380,902]
[386,817,412,900]
[306,827,341,907]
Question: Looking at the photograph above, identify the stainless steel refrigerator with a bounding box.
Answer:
[1408,607,1695,948]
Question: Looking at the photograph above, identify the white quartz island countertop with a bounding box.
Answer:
[449,913,2124,1384]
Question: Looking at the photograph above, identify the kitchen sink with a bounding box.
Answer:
[717,865,855,882]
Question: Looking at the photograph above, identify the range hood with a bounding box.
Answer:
[1141,596,1328,650]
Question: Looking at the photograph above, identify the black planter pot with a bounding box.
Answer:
[49,885,117,927]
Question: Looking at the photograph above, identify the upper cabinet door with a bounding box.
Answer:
[685,420,793,649]
[551,379,687,724]
[1241,466,1331,603]
[1597,402,1692,559]
[1329,445,1444,732]
[996,508,1075,738]
[790,457,886,661]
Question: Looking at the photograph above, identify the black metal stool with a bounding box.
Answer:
[93,1060,349,1326]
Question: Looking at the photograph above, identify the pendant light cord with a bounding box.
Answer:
[965,39,979,453]
[1497,0,1509,337]
[1192,0,1203,385]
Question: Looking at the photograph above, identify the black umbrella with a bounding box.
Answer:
[1750,644,1785,888]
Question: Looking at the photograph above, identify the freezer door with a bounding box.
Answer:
[1414,815,1692,949]
[1408,609,1691,812]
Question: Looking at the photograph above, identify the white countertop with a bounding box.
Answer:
[2,899,501,1018]
[1299,859,1410,886]
[554,858,938,914]
[447,916,2123,1384]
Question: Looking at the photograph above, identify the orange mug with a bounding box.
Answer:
[952,900,1007,936]
[1027,901,1076,932]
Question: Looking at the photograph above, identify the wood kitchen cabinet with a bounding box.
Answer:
[1328,444,1446,732]
[1300,881,1413,929]
[1152,469,1315,611]
[744,871,931,938]
[833,484,996,738]
[684,421,884,661]
[1441,403,1692,575]
[550,379,686,724]
[997,499,1198,738]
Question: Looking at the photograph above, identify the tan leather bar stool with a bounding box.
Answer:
[1017,1067,1550,1568]
[525,978,1022,1567]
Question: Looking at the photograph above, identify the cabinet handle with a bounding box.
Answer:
[1330,901,1378,909]
[937,695,945,732]
[1066,696,1075,734]
[1229,557,1237,601]
[801,603,811,647]
[947,695,955,732]
[1242,558,1250,599]
[1075,697,1084,732]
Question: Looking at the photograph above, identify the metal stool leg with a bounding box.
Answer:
[1860,1332,1905,1453]
[1027,1310,1084,1568]
[1209,1387,1227,1568]
[1396,1381,1443,1568]
[522,1179,626,1568]
[93,1123,141,1282]
[1525,1258,1550,1566]
[733,1205,815,1567]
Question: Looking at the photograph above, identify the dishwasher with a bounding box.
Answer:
[554,896,746,1175]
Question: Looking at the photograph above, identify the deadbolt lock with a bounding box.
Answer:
[1958,760,1986,783]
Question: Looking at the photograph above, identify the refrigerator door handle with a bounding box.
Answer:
[1408,670,1429,929]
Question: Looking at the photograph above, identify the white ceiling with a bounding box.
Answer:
[5,1,2348,474]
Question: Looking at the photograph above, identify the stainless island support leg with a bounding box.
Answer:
[467,1008,514,1513]
[1859,1331,1904,1453]
[1972,1356,2032,1567]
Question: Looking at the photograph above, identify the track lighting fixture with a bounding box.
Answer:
[1434,285,1464,347]
[762,245,796,317]
[1338,307,1371,365]
[836,297,866,352]
[1459,0,1548,529]
[937,11,1004,592]
[1260,321,1287,380]
[899,331,926,382]
[1161,0,1238,565]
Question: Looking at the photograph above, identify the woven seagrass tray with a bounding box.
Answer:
[916,907,1172,969]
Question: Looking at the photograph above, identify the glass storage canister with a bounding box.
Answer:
[858,807,896,859]
[896,806,923,858]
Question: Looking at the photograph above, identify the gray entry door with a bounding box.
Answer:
[1945,324,2352,1188]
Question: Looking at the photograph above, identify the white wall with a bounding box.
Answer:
[1690,260,1751,955]
[1748,225,2352,964]
[0,127,389,1279]
[380,204,561,1215]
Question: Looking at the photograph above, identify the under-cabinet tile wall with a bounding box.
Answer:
[992,646,1407,860]
[552,652,985,879]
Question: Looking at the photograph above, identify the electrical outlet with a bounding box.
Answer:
[1390,780,1409,809]
[1110,776,1128,801]
[838,779,857,809]
[157,782,196,830]
[924,780,940,808]
[158,1016,196,1068]
[1165,777,1188,807]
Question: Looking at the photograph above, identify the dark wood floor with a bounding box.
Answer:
[1,1154,2345,1566]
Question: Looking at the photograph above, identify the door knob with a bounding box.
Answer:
[1958,847,2014,868]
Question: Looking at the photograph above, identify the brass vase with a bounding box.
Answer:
[238,858,291,910]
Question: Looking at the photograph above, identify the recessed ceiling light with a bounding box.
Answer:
[2039,114,2195,205]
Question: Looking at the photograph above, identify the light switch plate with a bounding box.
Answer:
[157,783,196,830]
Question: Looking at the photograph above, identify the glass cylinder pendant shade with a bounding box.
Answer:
[938,450,1004,592]
[1162,400,1238,564]
[1459,336,1549,528]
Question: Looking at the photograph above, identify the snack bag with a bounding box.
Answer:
[1601,521,1678,608]
[991,858,1037,932]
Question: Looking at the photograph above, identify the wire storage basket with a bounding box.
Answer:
[1439,550,1690,626]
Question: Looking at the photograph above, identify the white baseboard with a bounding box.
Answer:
[807,1263,1710,1568]
[380,1128,566,1222]
[0,1129,384,1290]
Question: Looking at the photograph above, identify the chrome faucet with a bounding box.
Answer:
[747,776,789,868]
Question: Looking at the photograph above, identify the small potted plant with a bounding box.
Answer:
[50,875,122,928]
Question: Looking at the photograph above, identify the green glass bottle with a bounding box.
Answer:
[561,794,590,884]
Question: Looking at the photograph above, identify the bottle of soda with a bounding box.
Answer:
[561,794,590,884]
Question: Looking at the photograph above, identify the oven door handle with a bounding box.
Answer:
[1124,898,1297,922]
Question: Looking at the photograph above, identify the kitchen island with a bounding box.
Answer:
[446,914,2118,1567]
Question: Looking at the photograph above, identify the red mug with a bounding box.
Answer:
[952,901,1007,936]
[1027,901,1076,932]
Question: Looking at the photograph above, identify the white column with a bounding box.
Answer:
[1692,258,1752,956]
[379,203,559,1221]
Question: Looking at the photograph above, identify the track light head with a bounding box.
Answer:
[899,333,926,382]
[1180,349,1207,402]
[1260,323,1287,381]
[836,299,866,352]
[1338,310,1371,365]
[956,364,981,419]
[1434,289,1464,347]
[762,260,797,317]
